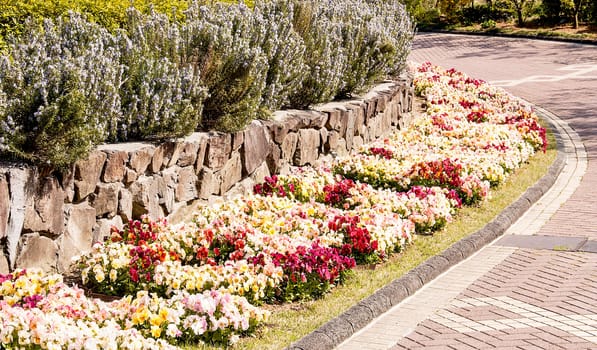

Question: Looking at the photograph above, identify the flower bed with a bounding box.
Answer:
[0,63,547,348]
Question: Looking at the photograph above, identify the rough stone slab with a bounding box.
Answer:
[74,150,106,200]
[294,129,320,166]
[151,141,182,173]
[0,254,8,274]
[347,102,366,137]
[62,202,96,258]
[130,175,162,219]
[102,150,128,183]
[352,135,364,151]
[118,188,133,222]
[205,133,232,171]
[198,167,221,199]
[176,166,198,202]
[281,132,298,162]
[243,121,271,176]
[60,166,75,202]
[16,233,58,272]
[288,110,328,129]
[177,141,200,168]
[124,168,138,184]
[0,174,9,240]
[231,131,244,152]
[344,108,357,151]
[325,131,340,153]
[365,98,377,119]
[220,152,242,194]
[250,161,270,184]
[266,144,283,175]
[317,103,349,135]
[156,171,176,215]
[129,146,155,174]
[270,112,291,144]
[92,183,120,218]
[194,135,209,175]
[6,167,35,268]
[23,177,65,236]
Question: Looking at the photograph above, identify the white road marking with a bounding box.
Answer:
[490,64,597,87]
[431,296,597,343]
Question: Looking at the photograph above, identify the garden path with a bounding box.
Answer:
[337,33,597,349]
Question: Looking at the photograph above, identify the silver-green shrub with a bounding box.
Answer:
[183,2,268,132]
[330,0,415,97]
[118,8,207,141]
[366,0,416,78]
[0,0,415,167]
[288,1,346,108]
[252,0,306,111]
[0,13,123,168]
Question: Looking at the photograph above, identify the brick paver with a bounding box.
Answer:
[337,33,597,349]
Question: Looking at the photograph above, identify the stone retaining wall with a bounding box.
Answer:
[0,78,414,274]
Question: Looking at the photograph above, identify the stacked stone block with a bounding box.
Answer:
[0,78,414,274]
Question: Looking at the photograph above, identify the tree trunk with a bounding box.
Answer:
[573,0,583,29]
[517,9,524,26]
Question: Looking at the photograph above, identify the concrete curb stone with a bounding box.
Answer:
[423,29,597,46]
[286,107,567,350]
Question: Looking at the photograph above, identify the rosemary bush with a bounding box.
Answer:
[288,1,345,108]
[118,8,206,141]
[0,0,415,167]
[0,13,122,168]
[183,2,268,132]
[252,0,306,111]
[332,0,415,97]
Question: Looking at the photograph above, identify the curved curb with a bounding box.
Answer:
[286,108,568,350]
[419,29,597,46]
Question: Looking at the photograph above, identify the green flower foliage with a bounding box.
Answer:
[0,0,190,47]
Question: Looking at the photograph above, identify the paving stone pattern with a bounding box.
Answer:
[393,249,597,349]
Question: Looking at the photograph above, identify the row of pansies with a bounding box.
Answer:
[0,63,548,348]
[0,269,267,349]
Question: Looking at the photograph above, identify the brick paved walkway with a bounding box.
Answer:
[337,34,597,350]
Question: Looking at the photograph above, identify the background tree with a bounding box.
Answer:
[572,0,584,28]
[541,0,562,23]
[509,0,535,26]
